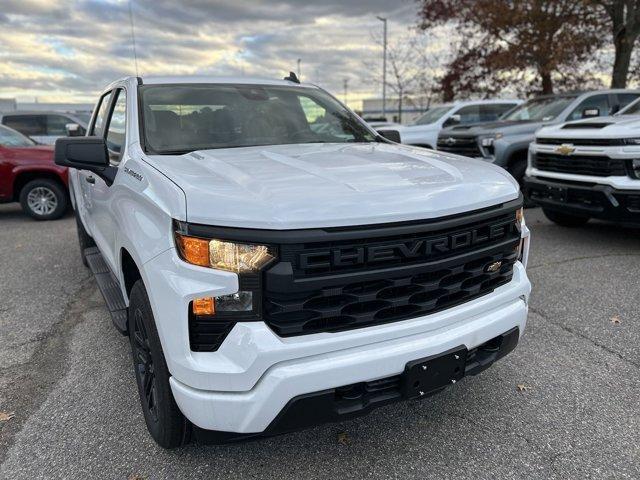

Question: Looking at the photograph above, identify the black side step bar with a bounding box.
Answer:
[84,247,128,335]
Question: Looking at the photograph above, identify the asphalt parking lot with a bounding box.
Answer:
[0,204,639,480]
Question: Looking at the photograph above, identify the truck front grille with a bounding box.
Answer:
[436,136,482,157]
[537,137,621,146]
[262,205,521,337]
[532,152,626,177]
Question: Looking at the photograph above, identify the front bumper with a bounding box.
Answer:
[524,175,640,225]
[190,327,521,443]
[166,261,530,434]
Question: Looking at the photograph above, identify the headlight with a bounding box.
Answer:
[481,133,503,147]
[515,207,526,261]
[175,233,276,273]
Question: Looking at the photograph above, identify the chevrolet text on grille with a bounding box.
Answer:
[299,218,516,270]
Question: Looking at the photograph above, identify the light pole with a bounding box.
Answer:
[343,78,349,105]
[297,58,301,80]
[376,16,387,120]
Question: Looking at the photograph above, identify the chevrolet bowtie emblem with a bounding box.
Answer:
[555,144,575,155]
[485,261,503,273]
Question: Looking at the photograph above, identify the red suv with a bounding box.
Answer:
[0,124,69,220]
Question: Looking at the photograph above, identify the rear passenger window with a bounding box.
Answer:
[2,115,46,136]
[92,91,113,137]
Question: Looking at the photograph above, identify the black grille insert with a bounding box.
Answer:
[263,208,521,337]
[437,136,482,157]
[533,152,626,177]
[537,137,621,146]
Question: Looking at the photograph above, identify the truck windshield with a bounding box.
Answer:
[140,84,376,154]
[502,96,577,122]
[412,106,452,125]
[618,98,640,115]
[0,125,36,147]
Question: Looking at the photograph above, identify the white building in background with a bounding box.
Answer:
[0,98,17,112]
[0,98,93,113]
[361,97,435,125]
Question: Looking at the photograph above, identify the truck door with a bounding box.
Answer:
[78,90,113,247]
[89,88,127,273]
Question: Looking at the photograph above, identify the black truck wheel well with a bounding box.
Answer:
[121,248,142,299]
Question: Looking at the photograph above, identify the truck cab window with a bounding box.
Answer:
[105,90,127,164]
[92,91,113,138]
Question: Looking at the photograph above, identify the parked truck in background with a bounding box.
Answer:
[394,99,520,149]
[524,97,640,227]
[55,75,531,448]
[0,124,68,220]
[436,90,640,189]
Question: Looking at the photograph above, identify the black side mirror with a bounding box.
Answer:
[55,137,117,185]
[582,107,600,118]
[378,129,401,143]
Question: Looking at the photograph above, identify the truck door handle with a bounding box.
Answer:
[86,176,96,184]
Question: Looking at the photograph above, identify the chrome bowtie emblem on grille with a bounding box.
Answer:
[445,137,457,145]
[485,261,503,273]
[555,143,575,155]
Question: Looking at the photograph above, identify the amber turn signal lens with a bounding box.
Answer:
[193,297,215,316]
[176,234,210,267]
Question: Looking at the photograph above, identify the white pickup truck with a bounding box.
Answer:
[54,75,531,448]
[525,98,640,227]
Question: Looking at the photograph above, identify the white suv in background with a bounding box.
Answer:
[394,100,521,149]
[525,97,640,226]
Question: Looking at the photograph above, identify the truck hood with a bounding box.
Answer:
[147,142,519,229]
[443,120,546,137]
[537,115,640,139]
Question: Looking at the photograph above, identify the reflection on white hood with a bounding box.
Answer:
[148,142,519,229]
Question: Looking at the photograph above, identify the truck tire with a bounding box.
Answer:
[75,209,95,267]
[128,280,191,448]
[543,208,590,227]
[19,178,68,221]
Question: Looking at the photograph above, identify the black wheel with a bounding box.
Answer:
[543,208,590,227]
[19,178,68,220]
[75,209,95,267]
[129,280,191,448]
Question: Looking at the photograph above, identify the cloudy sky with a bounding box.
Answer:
[0,0,431,107]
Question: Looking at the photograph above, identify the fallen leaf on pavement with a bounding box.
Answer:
[337,431,350,445]
[128,475,146,480]
[610,315,622,325]
[0,411,16,422]
[516,384,532,392]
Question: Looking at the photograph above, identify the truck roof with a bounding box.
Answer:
[139,75,317,88]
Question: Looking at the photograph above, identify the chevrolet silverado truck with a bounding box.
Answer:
[54,75,531,448]
[436,90,640,189]
[394,99,520,149]
[0,124,69,220]
[524,97,640,227]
